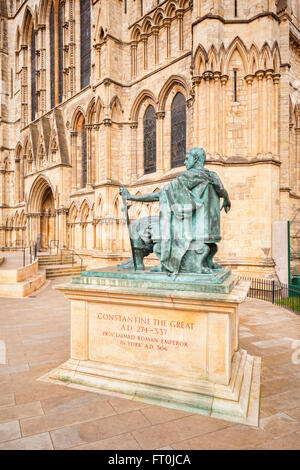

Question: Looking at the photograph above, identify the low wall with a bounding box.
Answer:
[0,259,38,283]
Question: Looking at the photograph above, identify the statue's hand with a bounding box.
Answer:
[221,199,231,213]
[120,186,131,200]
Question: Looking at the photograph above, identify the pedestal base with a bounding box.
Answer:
[40,273,261,426]
[40,348,261,426]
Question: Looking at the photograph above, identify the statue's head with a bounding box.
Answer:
[184,148,206,169]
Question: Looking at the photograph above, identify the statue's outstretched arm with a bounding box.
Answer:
[210,173,231,213]
[120,186,160,202]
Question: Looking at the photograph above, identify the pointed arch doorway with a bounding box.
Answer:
[28,177,56,251]
[40,187,55,250]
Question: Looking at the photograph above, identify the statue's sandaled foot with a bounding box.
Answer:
[118,257,145,270]
[201,267,214,274]
[208,263,223,271]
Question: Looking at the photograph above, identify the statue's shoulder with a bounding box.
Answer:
[207,169,221,181]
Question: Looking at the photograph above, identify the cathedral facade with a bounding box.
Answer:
[0,0,299,278]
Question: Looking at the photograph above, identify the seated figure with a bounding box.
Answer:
[119,147,231,274]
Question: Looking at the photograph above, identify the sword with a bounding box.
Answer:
[120,187,137,271]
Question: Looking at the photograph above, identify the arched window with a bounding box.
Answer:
[31,29,36,121]
[143,105,156,174]
[171,93,186,168]
[50,2,55,108]
[80,0,91,89]
[49,1,64,107]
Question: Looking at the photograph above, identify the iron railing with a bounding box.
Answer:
[0,241,38,267]
[57,248,84,272]
[49,240,59,255]
[241,277,300,314]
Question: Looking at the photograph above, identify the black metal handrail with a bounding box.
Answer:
[0,242,37,267]
[57,247,84,272]
[49,240,59,255]
[241,277,300,314]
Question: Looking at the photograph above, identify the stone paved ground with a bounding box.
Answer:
[0,279,300,450]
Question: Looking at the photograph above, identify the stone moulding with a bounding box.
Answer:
[40,349,261,427]
[39,276,261,426]
[75,267,235,294]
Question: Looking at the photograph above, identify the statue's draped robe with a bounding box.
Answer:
[158,168,227,273]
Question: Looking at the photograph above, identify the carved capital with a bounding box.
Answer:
[213,71,221,81]
[163,18,171,27]
[272,73,281,84]
[130,122,138,129]
[155,111,165,120]
[245,74,254,85]
[203,71,213,81]
[130,41,138,49]
[255,70,265,80]
[103,118,112,127]
[176,9,184,19]
[192,75,202,85]
[186,98,194,108]
[220,74,229,86]
[140,33,148,43]
[151,26,159,36]
[265,69,274,80]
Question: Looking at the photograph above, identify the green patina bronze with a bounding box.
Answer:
[118,147,231,276]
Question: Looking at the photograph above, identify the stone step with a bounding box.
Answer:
[38,257,73,266]
[0,270,46,297]
[45,265,86,279]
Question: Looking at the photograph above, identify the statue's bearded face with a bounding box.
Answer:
[184,152,196,170]
[184,152,196,169]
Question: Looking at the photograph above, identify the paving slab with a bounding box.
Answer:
[0,279,299,449]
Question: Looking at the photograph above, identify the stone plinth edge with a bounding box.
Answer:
[39,348,261,427]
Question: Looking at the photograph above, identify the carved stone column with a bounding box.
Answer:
[152,27,159,66]
[0,170,5,206]
[70,131,78,192]
[103,118,112,182]
[15,158,20,203]
[130,41,138,79]
[203,71,213,153]
[38,24,46,115]
[163,19,171,60]
[265,70,274,155]
[95,43,102,79]
[220,75,228,155]
[141,33,148,71]
[213,72,221,154]
[68,0,75,95]
[192,76,202,147]
[85,124,93,189]
[295,127,300,194]
[273,73,280,157]
[156,111,165,173]
[186,98,194,151]
[177,10,184,52]
[256,70,265,154]
[245,74,254,156]
[20,45,28,127]
[130,122,138,183]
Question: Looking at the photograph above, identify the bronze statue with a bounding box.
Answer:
[119,148,231,274]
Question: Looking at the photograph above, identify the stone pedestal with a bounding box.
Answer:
[40,271,261,426]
